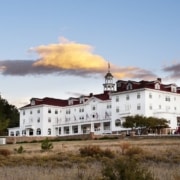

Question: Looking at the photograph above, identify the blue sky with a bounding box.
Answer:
[0,0,180,107]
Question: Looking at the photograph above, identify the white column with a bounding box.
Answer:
[61,126,64,136]
[91,123,94,132]
[69,125,72,135]
[78,125,81,134]
[100,122,104,133]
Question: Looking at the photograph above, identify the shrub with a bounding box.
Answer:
[125,147,143,157]
[0,149,11,156]
[119,142,130,155]
[14,145,25,154]
[102,157,154,180]
[79,145,114,158]
[41,138,53,151]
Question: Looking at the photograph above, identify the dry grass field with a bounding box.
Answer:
[0,137,180,180]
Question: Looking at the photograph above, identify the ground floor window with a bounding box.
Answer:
[48,128,51,135]
[36,128,41,135]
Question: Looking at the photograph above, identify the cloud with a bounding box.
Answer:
[163,63,180,79]
[0,37,156,79]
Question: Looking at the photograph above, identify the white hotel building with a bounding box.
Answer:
[8,68,180,137]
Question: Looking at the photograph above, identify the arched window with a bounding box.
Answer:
[115,119,121,127]
[36,128,41,135]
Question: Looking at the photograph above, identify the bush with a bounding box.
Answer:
[125,147,143,157]
[0,149,11,156]
[119,142,131,155]
[79,145,114,158]
[14,145,25,154]
[41,138,53,151]
[102,157,154,180]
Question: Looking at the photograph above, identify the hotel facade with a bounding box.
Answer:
[8,68,180,136]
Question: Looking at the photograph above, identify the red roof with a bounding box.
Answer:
[20,92,110,109]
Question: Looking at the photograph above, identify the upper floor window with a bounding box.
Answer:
[165,96,170,102]
[137,103,141,110]
[126,94,129,100]
[48,109,51,113]
[79,108,84,113]
[37,117,40,123]
[23,110,25,115]
[30,110,33,114]
[48,118,51,123]
[37,109,40,113]
[107,104,111,109]
[92,106,96,111]
[137,93,141,99]
[149,93,152,99]
[116,96,119,102]
[159,105,161,109]
[116,107,119,113]
[66,109,71,114]
[55,110,58,114]
[149,104,152,110]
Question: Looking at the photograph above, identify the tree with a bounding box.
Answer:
[41,138,53,151]
[0,96,19,135]
[122,115,169,134]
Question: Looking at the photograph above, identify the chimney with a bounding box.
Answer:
[157,78,161,83]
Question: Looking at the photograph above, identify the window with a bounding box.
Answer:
[48,109,51,113]
[159,105,161,109]
[92,106,96,111]
[126,94,129,100]
[149,104,152,110]
[10,132,14,136]
[48,118,51,123]
[126,83,132,90]
[16,131,20,136]
[155,83,160,89]
[37,117,40,123]
[115,119,121,126]
[66,109,71,114]
[36,128,41,135]
[30,110,33,114]
[48,128,51,135]
[55,110,58,114]
[137,93,141,99]
[165,96,170,102]
[137,103,141,110]
[149,93,152,99]
[177,117,180,126]
[116,107,119,113]
[116,96,119,102]
[107,104,111,109]
[23,110,25,115]
[37,109,40,113]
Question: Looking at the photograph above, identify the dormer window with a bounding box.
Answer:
[31,100,35,106]
[171,85,177,93]
[155,83,160,90]
[126,83,133,90]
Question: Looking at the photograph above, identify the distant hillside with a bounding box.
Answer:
[0,96,19,135]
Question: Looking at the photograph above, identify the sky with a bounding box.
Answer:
[0,0,180,108]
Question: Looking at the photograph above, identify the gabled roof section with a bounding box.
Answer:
[20,97,68,109]
[116,78,180,93]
